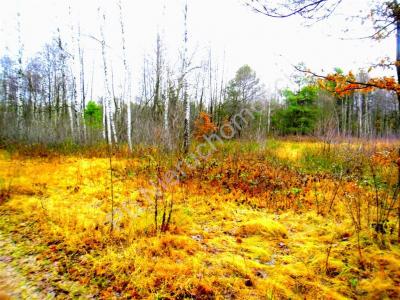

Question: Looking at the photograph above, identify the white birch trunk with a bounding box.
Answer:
[126,75,132,150]
[182,0,190,154]
[118,0,132,151]
[109,64,118,144]
[77,24,87,142]
[16,11,24,136]
[68,3,79,140]
[163,77,169,131]
[99,7,113,145]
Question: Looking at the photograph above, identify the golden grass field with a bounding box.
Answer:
[0,139,400,299]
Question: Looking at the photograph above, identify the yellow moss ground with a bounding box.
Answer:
[0,140,399,299]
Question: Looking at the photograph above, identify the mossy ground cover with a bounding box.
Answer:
[0,139,399,299]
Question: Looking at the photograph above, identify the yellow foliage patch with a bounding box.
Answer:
[0,139,399,299]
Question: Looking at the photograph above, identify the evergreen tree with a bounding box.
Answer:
[274,85,319,135]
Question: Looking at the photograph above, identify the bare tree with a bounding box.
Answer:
[245,0,341,20]
[68,3,79,141]
[98,6,114,145]
[16,11,24,137]
[118,0,133,151]
[77,23,87,142]
[182,0,190,154]
[153,33,163,121]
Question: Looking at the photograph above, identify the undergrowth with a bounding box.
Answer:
[0,138,399,299]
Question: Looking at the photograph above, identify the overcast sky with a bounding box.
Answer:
[0,0,395,98]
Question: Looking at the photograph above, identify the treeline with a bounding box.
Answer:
[272,79,399,138]
[0,41,399,152]
[1,1,399,153]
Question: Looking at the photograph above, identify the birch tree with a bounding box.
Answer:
[153,33,163,121]
[99,6,113,145]
[68,3,79,140]
[118,0,132,151]
[77,23,87,142]
[16,11,24,137]
[182,0,190,154]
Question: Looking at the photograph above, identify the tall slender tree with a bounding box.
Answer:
[99,6,113,145]
[182,0,190,154]
[16,10,24,137]
[118,0,132,151]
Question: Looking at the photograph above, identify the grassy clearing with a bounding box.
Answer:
[0,139,399,299]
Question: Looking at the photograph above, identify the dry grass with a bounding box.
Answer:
[0,139,399,299]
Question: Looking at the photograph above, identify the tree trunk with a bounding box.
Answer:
[126,77,132,151]
[118,0,132,151]
[109,65,118,144]
[78,24,87,143]
[182,1,190,154]
[102,97,106,140]
[99,8,113,145]
[183,90,190,154]
[16,10,24,138]
[69,4,80,142]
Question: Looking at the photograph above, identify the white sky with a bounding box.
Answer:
[0,0,395,99]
